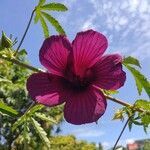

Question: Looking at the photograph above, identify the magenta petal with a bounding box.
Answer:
[26,72,65,106]
[72,30,108,77]
[93,54,126,90]
[39,35,72,77]
[64,87,107,125]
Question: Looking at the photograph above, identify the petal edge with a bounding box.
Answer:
[64,87,107,125]
[26,72,65,106]
[39,35,72,77]
[72,30,108,78]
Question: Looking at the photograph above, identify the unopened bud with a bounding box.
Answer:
[0,31,13,48]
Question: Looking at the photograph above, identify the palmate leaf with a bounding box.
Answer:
[0,101,18,117]
[134,100,150,131]
[38,0,46,6]
[141,115,150,126]
[135,77,143,95]
[125,65,150,98]
[135,99,150,111]
[34,9,40,24]
[34,0,46,23]
[123,56,150,96]
[39,14,49,38]
[123,56,141,68]
[41,11,66,35]
[34,0,67,37]
[113,100,150,132]
[31,117,51,149]
[41,3,68,11]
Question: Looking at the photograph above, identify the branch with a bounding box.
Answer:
[105,95,132,107]
[105,95,144,113]
[0,55,44,72]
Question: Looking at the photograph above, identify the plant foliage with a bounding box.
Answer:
[34,0,68,37]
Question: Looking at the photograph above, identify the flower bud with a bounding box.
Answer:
[0,31,13,49]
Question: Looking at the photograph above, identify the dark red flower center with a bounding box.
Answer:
[63,67,95,92]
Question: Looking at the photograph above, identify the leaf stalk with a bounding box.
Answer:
[14,9,35,55]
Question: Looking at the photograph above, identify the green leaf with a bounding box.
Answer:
[34,10,41,24]
[28,104,44,115]
[123,107,134,117]
[35,112,57,124]
[134,100,150,129]
[124,65,150,97]
[0,31,13,49]
[30,117,51,149]
[141,115,150,126]
[12,114,27,131]
[38,0,46,6]
[128,120,133,131]
[41,3,68,11]
[12,104,44,132]
[0,101,18,117]
[41,12,66,35]
[112,109,124,120]
[39,14,49,38]
[22,125,30,150]
[135,78,143,95]
[132,120,143,126]
[0,77,11,83]
[123,56,141,68]
[135,99,150,111]
[18,49,27,56]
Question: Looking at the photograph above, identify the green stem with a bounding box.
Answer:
[15,9,35,55]
[105,95,132,107]
[105,95,144,113]
[0,55,43,72]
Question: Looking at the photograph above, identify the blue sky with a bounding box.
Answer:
[0,0,150,149]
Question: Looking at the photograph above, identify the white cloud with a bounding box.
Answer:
[119,17,128,26]
[83,0,150,60]
[81,14,97,30]
[57,0,150,60]
[139,0,149,13]
[128,0,139,12]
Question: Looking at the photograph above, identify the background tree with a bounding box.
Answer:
[143,140,150,150]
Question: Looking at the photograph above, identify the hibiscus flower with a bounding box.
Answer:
[27,30,126,125]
